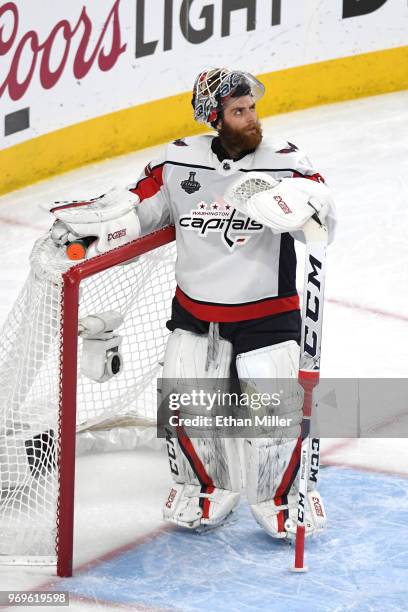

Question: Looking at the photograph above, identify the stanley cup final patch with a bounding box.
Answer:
[181,172,201,194]
[179,201,264,251]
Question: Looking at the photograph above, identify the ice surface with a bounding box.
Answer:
[54,468,408,612]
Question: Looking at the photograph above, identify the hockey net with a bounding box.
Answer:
[0,226,176,574]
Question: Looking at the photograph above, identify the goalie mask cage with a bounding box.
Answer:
[0,225,176,577]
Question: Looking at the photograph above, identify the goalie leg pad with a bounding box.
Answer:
[162,329,242,529]
[237,341,326,538]
[237,340,302,442]
[237,340,302,505]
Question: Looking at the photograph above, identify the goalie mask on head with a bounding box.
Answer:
[192,68,265,128]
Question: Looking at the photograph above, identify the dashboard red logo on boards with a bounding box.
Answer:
[0,0,126,101]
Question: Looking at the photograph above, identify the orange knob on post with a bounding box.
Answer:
[66,240,88,261]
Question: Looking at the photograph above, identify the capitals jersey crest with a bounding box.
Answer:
[179,201,263,251]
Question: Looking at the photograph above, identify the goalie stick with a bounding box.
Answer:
[291,216,328,572]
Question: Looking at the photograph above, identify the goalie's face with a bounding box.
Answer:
[217,95,263,154]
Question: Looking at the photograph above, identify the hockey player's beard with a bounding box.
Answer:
[218,120,263,157]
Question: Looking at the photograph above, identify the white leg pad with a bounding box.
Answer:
[237,341,326,538]
[161,329,242,529]
[244,437,299,505]
[236,341,302,504]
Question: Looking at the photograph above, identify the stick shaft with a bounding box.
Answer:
[294,219,328,571]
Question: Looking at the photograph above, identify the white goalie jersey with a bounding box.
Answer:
[128,135,336,322]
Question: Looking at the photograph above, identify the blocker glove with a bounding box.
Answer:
[49,187,141,259]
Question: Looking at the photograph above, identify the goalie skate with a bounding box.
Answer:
[163,483,240,531]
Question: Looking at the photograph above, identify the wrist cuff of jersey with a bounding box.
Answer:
[175,287,300,323]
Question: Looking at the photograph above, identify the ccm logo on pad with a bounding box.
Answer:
[108,228,127,241]
[273,195,292,214]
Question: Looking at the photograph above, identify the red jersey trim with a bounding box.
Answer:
[293,171,325,184]
[130,164,164,202]
[175,287,300,323]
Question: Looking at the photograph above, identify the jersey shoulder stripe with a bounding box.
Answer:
[129,163,164,202]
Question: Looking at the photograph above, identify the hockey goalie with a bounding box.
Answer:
[55,68,336,540]
[148,68,336,540]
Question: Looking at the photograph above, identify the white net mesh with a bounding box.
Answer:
[0,231,176,562]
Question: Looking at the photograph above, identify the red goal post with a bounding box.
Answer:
[58,225,175,576]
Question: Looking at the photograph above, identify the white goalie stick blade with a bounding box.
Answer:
[292,217,328,573]
[223,172,321,233]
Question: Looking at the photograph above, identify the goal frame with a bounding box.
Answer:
[57,225,175,577]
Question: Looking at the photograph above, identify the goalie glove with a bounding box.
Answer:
[224,172,333,234]
[49,187,141,259]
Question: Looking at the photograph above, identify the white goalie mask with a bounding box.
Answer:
[192,67,265,127]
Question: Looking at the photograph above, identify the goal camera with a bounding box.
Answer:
[78,311,124,383]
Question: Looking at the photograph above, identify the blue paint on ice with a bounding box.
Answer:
[58,468,408,611]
